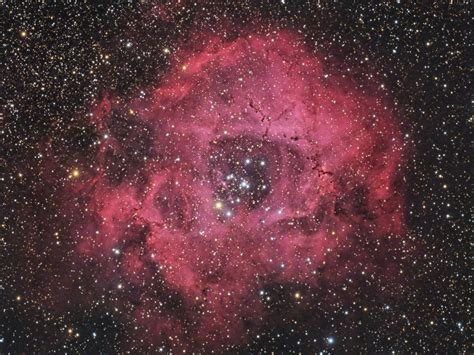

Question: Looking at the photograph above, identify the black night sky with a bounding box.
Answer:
[1,2,471,353]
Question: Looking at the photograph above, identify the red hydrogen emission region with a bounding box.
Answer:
[75,31,407,349]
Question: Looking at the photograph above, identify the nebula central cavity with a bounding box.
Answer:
[75,31,406,349]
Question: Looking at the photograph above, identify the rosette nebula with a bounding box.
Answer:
[75,31,406,350]
[5,3,472,353]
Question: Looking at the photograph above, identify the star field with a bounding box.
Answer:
[1,2,471,354]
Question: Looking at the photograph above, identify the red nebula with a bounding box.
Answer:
[75,30,406,350]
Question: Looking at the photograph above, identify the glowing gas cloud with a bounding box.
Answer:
[74,31,406,350]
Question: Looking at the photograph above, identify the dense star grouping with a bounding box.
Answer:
[2,2,471,354]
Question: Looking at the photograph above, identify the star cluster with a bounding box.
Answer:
[2,2,471,354]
